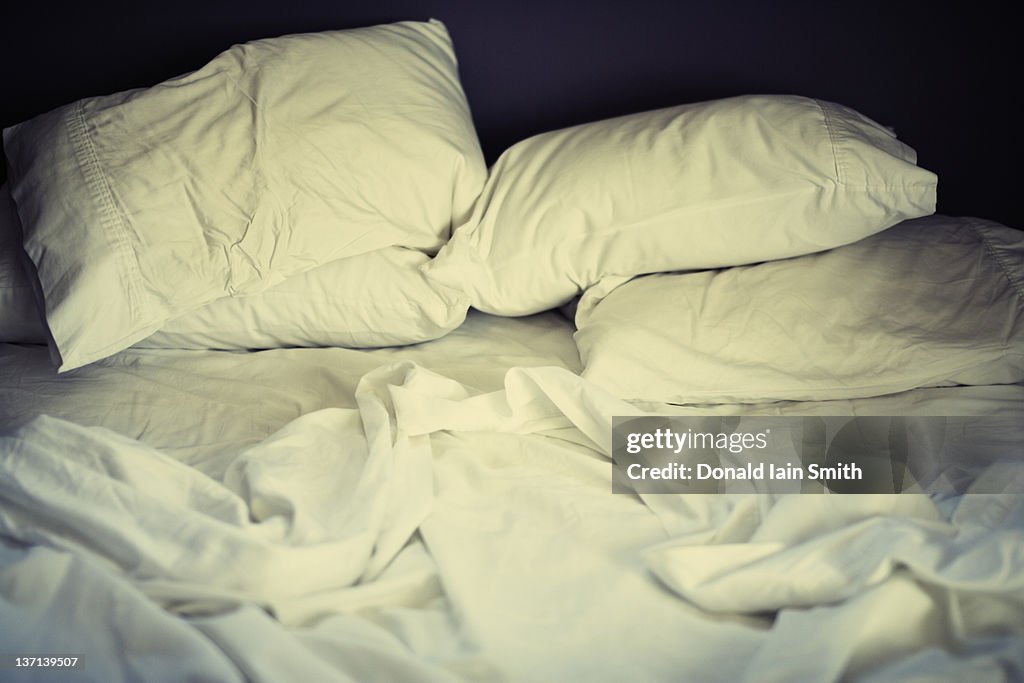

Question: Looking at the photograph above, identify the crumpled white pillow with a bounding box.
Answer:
[0,183,469,351]
[574,215,1024,404]
[138,248,470,350]
[423,94,937,316]
[3,19,486,371]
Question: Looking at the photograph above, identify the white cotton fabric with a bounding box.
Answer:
[0,183,471,349]
[575,215,1024,403]
[1,362,1023,682]
[0,310,584,461]
[2,19,486,371]
[0,364,437,611]
[0,543,245,683]
[423,94,937,316]
[138,248,470,350]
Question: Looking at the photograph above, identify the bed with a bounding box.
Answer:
[1,15,1023,683]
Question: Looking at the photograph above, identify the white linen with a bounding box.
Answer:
[0,311,583,461]
[2,352,1022,682]
[0,542,246,682]
[3,19,486,371]
[139,247,471,350]
[424,94,937,316]
[1,188,473,351]
[574,215,1024,403]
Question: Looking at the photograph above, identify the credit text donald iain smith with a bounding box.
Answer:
[623,427,863,482]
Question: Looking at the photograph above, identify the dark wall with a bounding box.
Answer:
[3,1,1020,228]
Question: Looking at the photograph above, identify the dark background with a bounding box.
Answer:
[3,1,1019,228]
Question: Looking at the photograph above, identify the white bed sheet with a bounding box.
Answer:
[2,311,1023,683]
[0,311,583,463]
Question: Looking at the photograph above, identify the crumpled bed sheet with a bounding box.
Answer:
[2,362,1023,682]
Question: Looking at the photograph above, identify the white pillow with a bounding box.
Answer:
[1,183,469,351]
[574,215,1024,404]
[3,19,486,371]
[0,183,47,343]
[138,248,469,350]
[422,94,937,316]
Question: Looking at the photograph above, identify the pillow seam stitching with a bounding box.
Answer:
[66,101,149,324]
[967,218,1024,306]
[816,99,845,185]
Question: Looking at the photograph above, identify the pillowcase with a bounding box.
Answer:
[422,94,937,316]
[573,215,1024,404]
[0,183,47,343]
[3,19,486,371]
[1,182,469,350]
[138,248,470,350]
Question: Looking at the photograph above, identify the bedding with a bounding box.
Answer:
[1,19,1022,683]
[2,19,486,371]
[1,315,1023,682]
[422,94,937,316]
[574,214,1024,403]
[0,183,471,350]
[137,247,471,350]
[0,311,583,461]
